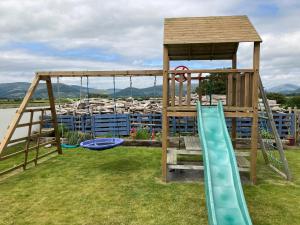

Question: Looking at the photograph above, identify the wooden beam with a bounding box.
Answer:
[169,69,253,74]
[162,45,169,182]
[250,42,260,184]
[0,75,40,155]
[37,70,163,78]
[232,53,237,149]
[45,77,62,155]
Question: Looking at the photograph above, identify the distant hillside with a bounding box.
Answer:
[114,84,199,97]
[0,82,106,99]
[267,84,300,94]
[0,82,200,99]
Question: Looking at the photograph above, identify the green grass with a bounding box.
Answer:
[0,146,299,225]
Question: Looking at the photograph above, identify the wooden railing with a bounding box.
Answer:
[167,69,254,109]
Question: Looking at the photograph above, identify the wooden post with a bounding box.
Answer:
[171,74,175,107]
[23,111,34,170]
[250,42,260,184]
[162,45,169,182]
[45,77,62,154]
[232,53,237,149]
[0,75,40,155]
[187,73,191,105]
[35,109,45,165]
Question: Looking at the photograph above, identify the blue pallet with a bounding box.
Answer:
[44,112,296,138]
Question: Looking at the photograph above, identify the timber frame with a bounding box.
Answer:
[0,70,163,176]
[162,16,262,184]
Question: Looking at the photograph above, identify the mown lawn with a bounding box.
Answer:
[0,146,299,225]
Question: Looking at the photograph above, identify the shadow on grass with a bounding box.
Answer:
[96,157,143,173]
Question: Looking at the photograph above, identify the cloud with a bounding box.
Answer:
[0,0,298,88]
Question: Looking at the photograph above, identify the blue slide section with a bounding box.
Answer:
[197,101,252,225]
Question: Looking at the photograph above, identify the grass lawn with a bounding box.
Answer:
[0,146,299,225]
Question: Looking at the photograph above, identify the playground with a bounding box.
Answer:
[0,16,299,225]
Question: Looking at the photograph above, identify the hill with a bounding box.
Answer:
[267,84,300,94]
[0,82,106,99]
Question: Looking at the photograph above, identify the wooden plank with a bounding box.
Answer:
[168,69,253,74]
[225,112,253,118]
[250,42,260,184]
[17,121,42,128]
[23,107,51,113]
[198,77,202,102]
[232,54,237,148]
[37,70,163,77]
[171,74,175,107]
[23,111,34,170]
[0,75,40,155]
[235,75,241,106]
[240,74,245,106]
[186,73,191,105]
[167,111,197,117]
[167,148,177,164]
[0,149,25,160]
[184,136,201,150]
[45,77,62,155]
[161,45,169,182]
[227,73,233,106]
[179,75,183,106]
[168,164,204,170]
[35,109,45,165]
[237,156,250,168]
[244,73,250,107]
[166,111,253,118]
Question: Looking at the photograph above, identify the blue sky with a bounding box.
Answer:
[0,0,299,88]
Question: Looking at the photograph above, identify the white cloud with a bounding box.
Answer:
[0,0,299,88]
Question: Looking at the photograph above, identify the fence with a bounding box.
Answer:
[44,113,296,139]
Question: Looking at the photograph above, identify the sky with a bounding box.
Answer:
[0,0,299,89]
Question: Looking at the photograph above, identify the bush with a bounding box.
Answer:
[286,96,300,108]
[65,131,93,145]
[135,128,151,140]
[266,92,287,105]
[58,124,69,137]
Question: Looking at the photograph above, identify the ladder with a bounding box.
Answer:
[258,75,292,180]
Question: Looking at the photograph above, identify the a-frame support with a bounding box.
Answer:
[0,75,62,176]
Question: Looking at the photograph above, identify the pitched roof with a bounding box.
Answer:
[164,15,262,45]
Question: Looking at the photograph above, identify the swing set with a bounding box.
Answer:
[0,16,291,186]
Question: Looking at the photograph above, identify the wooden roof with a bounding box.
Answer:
[164,16,261,60]
[164,16,262,44]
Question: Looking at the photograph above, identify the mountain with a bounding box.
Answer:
[0,82,199,99]
[0,82,106,99]
[114,84,199,97]
[267,84,300,94]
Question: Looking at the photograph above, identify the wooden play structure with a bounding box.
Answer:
[0,16,291,184]
[161,16,291,183]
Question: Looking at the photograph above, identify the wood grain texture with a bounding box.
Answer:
[164,16,262,44]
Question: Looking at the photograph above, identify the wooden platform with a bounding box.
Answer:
[167,136,250,172]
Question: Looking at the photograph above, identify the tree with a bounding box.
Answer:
[266,92,287,105]
[194,73,226,95]
[286,96,300,108]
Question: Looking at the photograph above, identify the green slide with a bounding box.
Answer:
[197,101,252,225]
